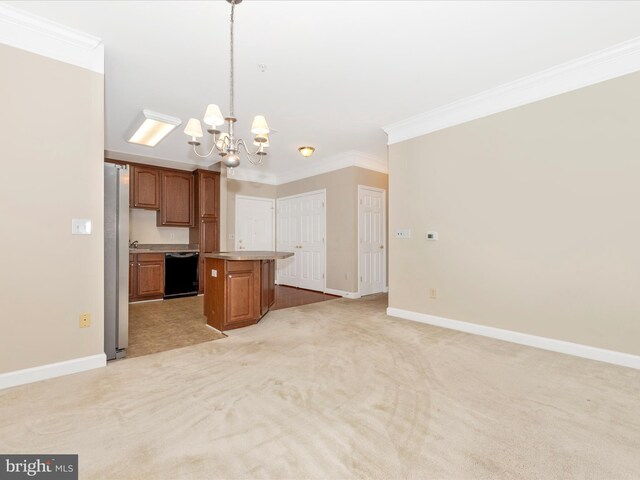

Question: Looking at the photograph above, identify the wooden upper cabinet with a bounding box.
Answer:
[132,166,161,210]
[200,171,219,218]
[158,171,194,227]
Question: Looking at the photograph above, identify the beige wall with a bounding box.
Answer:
[389,71,640,356]
[129,209,190,244]
[278,167,388,292]
[224,168,388,292]
[0,44,104,373]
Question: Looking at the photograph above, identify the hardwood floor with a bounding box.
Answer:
[272,285,339,310]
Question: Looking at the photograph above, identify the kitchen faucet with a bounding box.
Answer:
[129,240,139,249]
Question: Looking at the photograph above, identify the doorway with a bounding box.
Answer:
[358,185,386,296]
[235,195,275,251]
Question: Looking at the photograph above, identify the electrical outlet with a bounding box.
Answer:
[429,288,437,299]
[79,313,91,328]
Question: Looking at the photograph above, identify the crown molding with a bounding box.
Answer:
[384,36,640,145]
[104,149,386,186]
[0,3,104,73]
[275,150,388,186]
[228,167,278,185]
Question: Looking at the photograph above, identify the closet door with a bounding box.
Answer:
[276,197,300,287]
[276,191,326,292]
[298,192,325,291]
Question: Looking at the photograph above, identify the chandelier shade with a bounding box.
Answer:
[251,115,270,135]
[184,118,203,144]
[203,104,224,127]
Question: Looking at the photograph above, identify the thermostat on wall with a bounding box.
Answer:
[426,231,438,241]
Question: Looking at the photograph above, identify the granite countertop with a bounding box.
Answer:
[204,251,294,261]
[129,243,199,254]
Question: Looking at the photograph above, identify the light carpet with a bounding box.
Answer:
[1,294,639,479]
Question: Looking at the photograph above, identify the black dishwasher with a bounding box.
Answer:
[164,252,199,298]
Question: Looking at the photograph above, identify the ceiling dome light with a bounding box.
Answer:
[298,146,315,158]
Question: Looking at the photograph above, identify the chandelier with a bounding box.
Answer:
[183,0,269,172]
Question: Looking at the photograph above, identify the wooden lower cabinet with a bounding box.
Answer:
[205,258,276,331]
[196,219,218,294]
[129,254,136,301]
[129,253,164,301]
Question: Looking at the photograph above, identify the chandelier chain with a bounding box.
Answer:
[186,0,268,169]
[229,0,235,118]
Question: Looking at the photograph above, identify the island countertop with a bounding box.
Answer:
[203,251,294,261]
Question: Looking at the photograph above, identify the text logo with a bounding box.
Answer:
[0,455,77,480]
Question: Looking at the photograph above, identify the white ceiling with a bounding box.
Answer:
[8,1,640,178]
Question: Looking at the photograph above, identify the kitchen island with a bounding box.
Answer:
[203,251,294,331]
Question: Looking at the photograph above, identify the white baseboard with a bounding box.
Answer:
[382,286,389,293]
[325,288,361,299]
[0,353,107,390]
[387,307,640,370]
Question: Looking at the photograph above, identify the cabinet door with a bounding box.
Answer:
[132,166,160,210]
[137,261,164,297]
[227,271,257,325]
[260,260,269,316]
[200,219,219,253]
[225,261,260,327]
[200,171,219,218]
[129,258,136,300]
[159,171,194,226]
[268,259,276,307]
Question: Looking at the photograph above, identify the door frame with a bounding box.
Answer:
[276,188,327,293]
[235,195,275,251]
[357,185,387,297]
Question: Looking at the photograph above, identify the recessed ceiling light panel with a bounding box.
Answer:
[127,109,182,147]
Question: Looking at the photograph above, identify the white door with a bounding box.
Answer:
[276,190,326,291]
[235,195,275,251]
[298,192,325,291]
[276,196,299,286]
[359,186,386,295]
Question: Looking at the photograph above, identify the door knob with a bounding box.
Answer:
[380,245,384,249]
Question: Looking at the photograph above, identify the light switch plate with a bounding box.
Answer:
[395,229,412,239]
[72,218,92,235]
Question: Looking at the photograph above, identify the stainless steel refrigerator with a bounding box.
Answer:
[104,163,129,360]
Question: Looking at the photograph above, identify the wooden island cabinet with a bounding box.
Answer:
[203,252,293,331]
